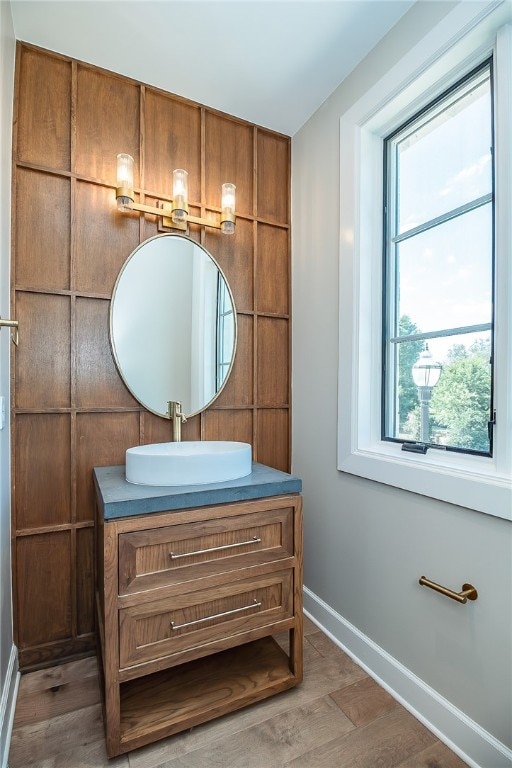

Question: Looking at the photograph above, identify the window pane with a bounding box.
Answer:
[396,69,491,232]
[394,331,492,453]
[383,61,494,457]
[396,203,493,336]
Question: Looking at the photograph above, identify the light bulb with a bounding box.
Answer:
[172,169,189,224]
[221,182,236,235]
[116,153,134,210]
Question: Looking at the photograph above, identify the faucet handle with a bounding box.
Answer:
[167,400,187,423]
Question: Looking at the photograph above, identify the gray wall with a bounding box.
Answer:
[0,0,15,760]
[292,0,512,755]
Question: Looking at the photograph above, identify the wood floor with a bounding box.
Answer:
[8,617,468,768]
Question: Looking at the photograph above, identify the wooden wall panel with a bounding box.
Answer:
[144,92,201,200]
[12,43,291,667]
[14,292,71,409]
[75,297,136,409]
[75,413,140,522]
[15,169,70,291]
[205,112,253,217]
[205,218,253,313]
[76,527,95,636]
[257,130,290,224]
[203,410,253,445]
[142,412,174,445]
[15,414,71,530]
[257,224,289,315]
[257,317,289,406]
[16,48,71,169]
[16,532,72,648]
[74,182,139,295]
[214,315,254,407]
[257,410,290,472]
[75,66,140,182]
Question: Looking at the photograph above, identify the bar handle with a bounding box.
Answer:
[169,536,261,560]
[170,599,262,631]
[419,576,478,604]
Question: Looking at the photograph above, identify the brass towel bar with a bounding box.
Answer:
[0,318,18,346]
[419,576,478,604]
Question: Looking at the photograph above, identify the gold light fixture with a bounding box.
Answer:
[115,154,236,234]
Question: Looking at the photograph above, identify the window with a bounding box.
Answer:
[337,4,511,519]
[382,61,494,457]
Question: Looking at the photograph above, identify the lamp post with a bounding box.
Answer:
[412,345,442,443]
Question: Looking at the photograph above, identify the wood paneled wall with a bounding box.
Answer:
[11,43,291,670]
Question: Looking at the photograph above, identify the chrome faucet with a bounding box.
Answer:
[167,400,187,442]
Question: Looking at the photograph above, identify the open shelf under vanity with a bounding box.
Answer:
[118,637,295,748]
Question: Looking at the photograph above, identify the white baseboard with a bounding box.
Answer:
[0,645,19,768]
[304,586,512,768]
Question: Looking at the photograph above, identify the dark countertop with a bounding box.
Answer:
[94,462,302,520]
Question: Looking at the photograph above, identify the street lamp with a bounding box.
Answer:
[412,345,442,443]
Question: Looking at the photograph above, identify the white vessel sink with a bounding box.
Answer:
[125,441,252,486]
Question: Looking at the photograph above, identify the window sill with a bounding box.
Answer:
[338,441,512,520]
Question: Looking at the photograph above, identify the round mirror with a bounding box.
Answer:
[110,233,237,418]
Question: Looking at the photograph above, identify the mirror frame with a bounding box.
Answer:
[109,233,238,419]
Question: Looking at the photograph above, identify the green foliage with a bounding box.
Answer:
[447,343,467,363]
[430,349,491,452]
[467,337,492,361]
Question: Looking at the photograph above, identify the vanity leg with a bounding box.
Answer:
[291,496,304,681]
[102,519,122,757]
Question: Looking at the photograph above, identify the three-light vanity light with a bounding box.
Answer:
[115,153,236,234]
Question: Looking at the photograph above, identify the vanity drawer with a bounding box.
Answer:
[119,568,293,668]
[118,506,294,595]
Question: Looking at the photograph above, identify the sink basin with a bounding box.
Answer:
[125,441,252,486]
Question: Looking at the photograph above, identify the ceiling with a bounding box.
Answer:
[9,0,415,136]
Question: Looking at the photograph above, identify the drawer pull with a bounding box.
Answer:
[169,536,261,560]
[170,598,262,631]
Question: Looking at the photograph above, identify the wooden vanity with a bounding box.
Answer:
[94,463,303,758]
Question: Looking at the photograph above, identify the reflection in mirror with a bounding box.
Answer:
[110,234,237,418]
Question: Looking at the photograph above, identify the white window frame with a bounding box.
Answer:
[337,1,512,520]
